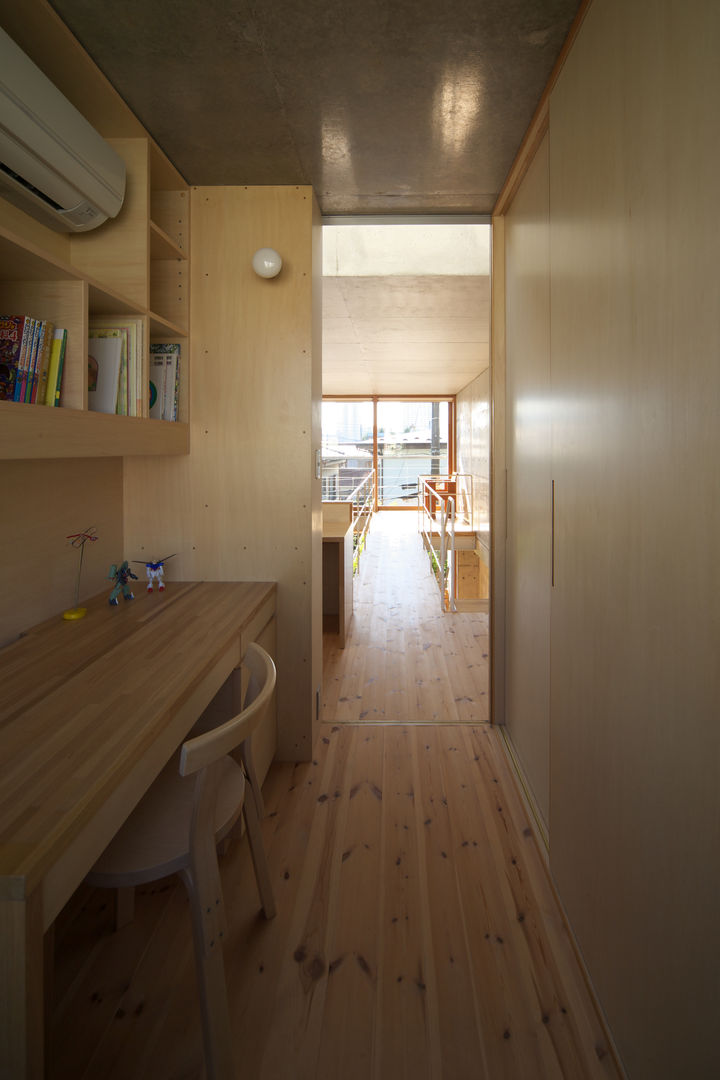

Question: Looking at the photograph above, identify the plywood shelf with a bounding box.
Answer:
[148,309,187,338]
[0,401,189,459]
[150,220,187,261]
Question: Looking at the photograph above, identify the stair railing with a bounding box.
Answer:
[348,469,375,572]
[440,495,457,612]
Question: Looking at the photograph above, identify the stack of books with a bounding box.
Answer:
[88,316,144,416]
[0,315,67,406]
[148,343,180,421]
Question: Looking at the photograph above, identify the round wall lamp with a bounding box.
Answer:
[252,247,283,278]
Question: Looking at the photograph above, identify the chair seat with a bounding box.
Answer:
[87,753,245,888]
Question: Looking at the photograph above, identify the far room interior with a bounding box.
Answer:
[320,220,491,618]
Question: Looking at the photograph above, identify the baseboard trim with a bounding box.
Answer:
[494,723,629,1080]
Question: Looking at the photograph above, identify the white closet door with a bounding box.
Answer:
[503,132,552,832]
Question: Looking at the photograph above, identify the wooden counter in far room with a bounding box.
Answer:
[322,502,354,648]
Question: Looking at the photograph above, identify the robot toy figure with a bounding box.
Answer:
[133,553,176,593]
[144,559,166,592]
[108,561,138,605]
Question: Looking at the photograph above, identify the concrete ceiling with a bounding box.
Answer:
[46,0,580,396]
[49,0,580,215]
[323,274,490,396]
[323,223,491,397]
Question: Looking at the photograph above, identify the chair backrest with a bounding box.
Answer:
[179,642,276,777]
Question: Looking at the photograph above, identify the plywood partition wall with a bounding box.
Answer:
[493,1,720,1077]
[455,368,490,538]
[124,186,322,762]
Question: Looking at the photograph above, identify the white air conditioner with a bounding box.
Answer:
[0,27,126,232]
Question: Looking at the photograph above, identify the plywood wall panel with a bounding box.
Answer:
[0,458,123,646]
[456,368,490,538]
[124,186,321,762]
[70,138,150,309]
[547,2,720,1077]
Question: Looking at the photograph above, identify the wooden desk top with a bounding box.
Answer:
[0,581,275,910]
[322,521,353,542]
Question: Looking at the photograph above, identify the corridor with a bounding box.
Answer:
[49,513,619,1078]
[323,510,490,725]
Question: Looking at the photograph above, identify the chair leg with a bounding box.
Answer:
[180,855,235,1080]
[242,790,276,920]
[243,749,265,819]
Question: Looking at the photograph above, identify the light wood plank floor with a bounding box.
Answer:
[324,511,490,724]
[49,514,621,1079]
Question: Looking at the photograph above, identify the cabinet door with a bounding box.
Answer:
[504,133,551,831]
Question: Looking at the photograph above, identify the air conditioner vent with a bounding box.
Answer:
[0,158,64,212]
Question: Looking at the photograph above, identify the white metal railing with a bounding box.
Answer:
[440,495,457,612]
[348,469,375,572]
[419,474,474,612]
[323,468,375,574]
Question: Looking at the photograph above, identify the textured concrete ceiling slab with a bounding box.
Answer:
[323,276,490,396]
[49,0,581,215]
[44,1,577,396]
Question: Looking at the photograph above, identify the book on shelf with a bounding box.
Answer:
[1,316,60,405]
[88,333,123,414]
[21,319,41,406]
[149,354,166,419]
[89,327,125,414]
[0,315,26,401]
[19,319,36,402]
[45,329,67,406]
[14,317,35,402]
[149,343,181,421]
[30,319,55,404]
[89,316,144,416]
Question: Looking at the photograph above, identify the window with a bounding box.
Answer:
[322,398,453,508]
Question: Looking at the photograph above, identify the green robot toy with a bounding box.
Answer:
[108,560,138,605]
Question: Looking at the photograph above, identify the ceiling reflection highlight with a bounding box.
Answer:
[321,115,357,191]
[433,67,484,156]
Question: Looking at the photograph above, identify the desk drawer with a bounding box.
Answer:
[240,593,276,655]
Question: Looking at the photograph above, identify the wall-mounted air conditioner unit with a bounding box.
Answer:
[0,27,126,232]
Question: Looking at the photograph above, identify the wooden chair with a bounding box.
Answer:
[86,642,277,1080]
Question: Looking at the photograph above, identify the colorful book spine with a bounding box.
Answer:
[22,319,42,403]
[14,317,35,402]
[31,320,54,404]
[45,328,67,406]
[0,315,26,401]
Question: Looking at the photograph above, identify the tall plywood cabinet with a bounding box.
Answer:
[496,3,720,1078]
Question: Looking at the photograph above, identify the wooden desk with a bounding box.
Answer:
[0,580,276,1078]
[322,521,353,647]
